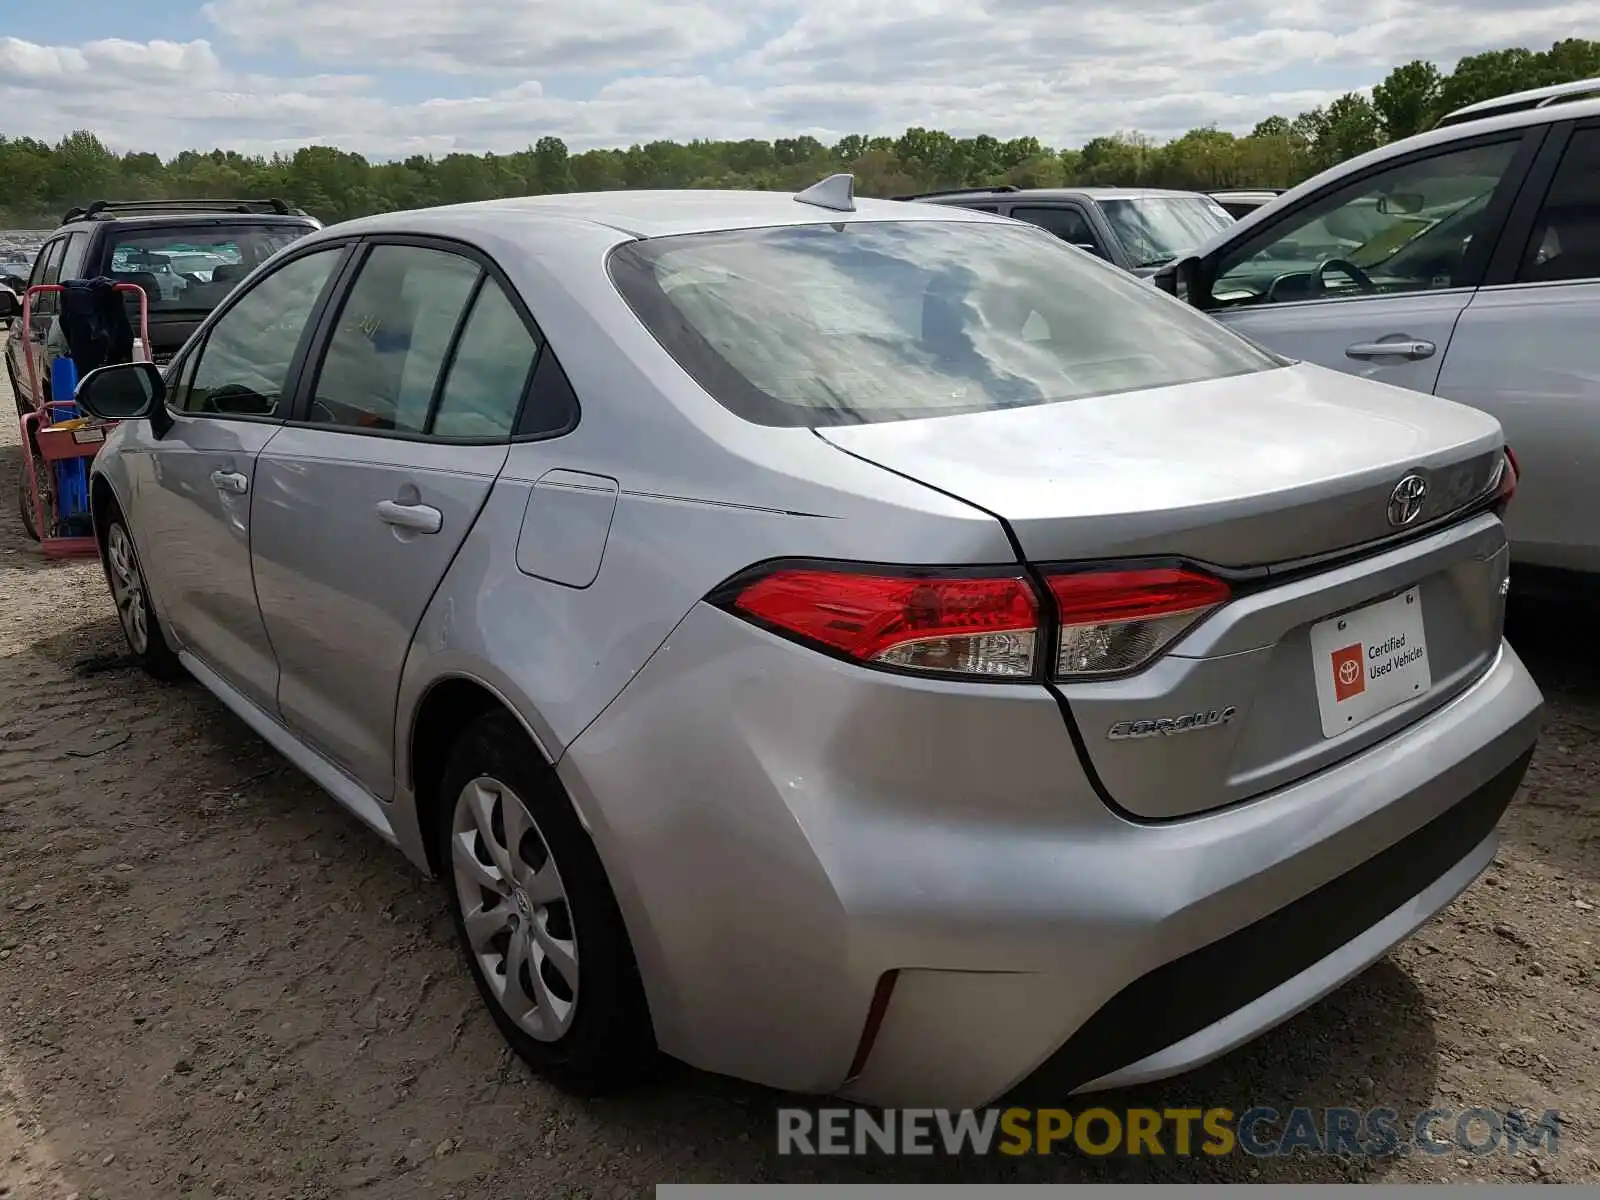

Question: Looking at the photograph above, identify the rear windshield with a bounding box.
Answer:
[104,223,314,315]
[608,220,1278,427]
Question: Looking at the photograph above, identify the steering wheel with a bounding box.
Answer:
[1316,258,1378,294]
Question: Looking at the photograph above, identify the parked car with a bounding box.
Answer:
[72,179,1541,1109]
[4,198,320,415]
[1155,78,1600,592]
[893,185,1237,274]
[1209,188,1289,219]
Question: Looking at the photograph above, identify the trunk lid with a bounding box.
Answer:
[816,362,1505,569]
[818,362,1512,819]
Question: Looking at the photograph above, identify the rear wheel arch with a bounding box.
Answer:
[408,675,569,878]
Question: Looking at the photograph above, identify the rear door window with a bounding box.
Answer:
[430,278,542,438]
[305,244,482,434]
[57,232,92,283]
[1518,126,1600,283]
[1010,206,1104,255]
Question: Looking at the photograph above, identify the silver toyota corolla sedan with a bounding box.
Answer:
[72,177,1543,1109]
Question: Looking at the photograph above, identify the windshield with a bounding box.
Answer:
[608,220,1279,427]
[1098,196,1236,267]
[105,224,314,313]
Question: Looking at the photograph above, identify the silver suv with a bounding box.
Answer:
[1157,77,1600,594]
[72,181,1542,1108]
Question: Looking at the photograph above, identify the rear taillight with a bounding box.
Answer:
[714,561,1231,682]
[1044,567,1232,677]
[1495,446,1519,509]
[722,567,1040,679]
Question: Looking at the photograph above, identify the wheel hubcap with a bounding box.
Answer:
[106,525,148,655]
[450,777,579,1041]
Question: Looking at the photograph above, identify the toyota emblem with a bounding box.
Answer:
[1387,473,1428,527]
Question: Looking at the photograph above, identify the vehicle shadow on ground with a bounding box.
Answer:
[1502,595,1600,888]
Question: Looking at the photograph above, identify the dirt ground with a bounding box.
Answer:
[0,340,1596,1198]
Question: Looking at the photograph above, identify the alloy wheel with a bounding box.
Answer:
[105,524,149,655]
[450,776,580,1042]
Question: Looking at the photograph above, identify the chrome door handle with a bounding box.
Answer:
[376,499,442,534]
[210,469,248,494]
[1345,339,1436,362]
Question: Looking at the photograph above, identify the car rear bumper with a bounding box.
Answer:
[559,606,1543,1108]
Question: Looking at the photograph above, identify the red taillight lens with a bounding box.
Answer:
[716,561,1232,682]
[1496,447,1519,507]
[724,567,1041,678]
[1044,567,1231,678]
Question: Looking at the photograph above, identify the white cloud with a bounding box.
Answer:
[0,0,1591,161]
[201,0,760,74]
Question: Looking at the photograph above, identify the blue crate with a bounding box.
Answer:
[49,356,78,406]
[52,457,91,528]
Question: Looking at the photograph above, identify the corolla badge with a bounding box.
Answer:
[1107,706,1237,740]
[1387,473,1428,527]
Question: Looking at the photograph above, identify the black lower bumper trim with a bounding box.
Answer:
[1035,746,1534,1093]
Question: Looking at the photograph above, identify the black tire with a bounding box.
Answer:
[16,425,48,542]
[437,710,658,1094]
[6,356,30,418]
[99,506,184,681]
[18,457,40,541]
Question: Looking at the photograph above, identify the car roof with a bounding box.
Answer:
[329,189,1012,241]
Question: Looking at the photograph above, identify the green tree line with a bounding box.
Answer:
[2,39,1597,228]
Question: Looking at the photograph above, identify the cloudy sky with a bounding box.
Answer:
[0,0,1590,159]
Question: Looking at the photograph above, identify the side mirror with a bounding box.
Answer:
[75,361,166,421]
[0,290,17,321]
[1152,254,1204,303]
[1376,192,1424,216]
[1071,241,1108,260]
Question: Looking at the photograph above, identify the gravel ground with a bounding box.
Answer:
[1,340,1596,1197]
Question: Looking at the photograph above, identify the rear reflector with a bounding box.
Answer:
[715,560,1232,682]
[724,567,1040,679]
[1044,567,1231,677]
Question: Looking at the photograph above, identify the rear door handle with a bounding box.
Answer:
[210,469,248,494]
[376,499,443,534]
[1345,339,1436,362]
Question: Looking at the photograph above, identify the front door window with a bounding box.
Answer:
[1210,139,1520,308]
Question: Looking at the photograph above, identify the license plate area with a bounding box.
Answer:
[1309,586,1431,739]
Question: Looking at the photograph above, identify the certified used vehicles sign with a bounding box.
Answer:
[1310,586,1431,739]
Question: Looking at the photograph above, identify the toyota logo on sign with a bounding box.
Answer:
[1387,473,1428,527]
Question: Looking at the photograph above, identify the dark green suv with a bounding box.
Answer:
[5,198,319,413]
